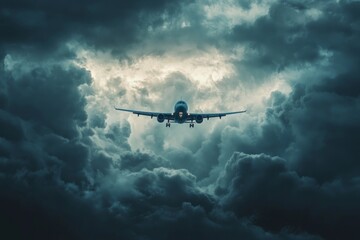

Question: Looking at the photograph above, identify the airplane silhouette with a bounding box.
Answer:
[115,100,246,128]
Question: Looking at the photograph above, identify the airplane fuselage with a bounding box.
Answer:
[173,100,188,124]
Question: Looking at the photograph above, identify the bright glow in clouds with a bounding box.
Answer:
[73,43,294,152]
[74,46,238,150]
[76,47,234,89]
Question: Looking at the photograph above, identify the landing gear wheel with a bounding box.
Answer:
[189,123,194,128]
[166,123,171,127]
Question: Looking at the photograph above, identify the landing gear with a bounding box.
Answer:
[189,123,194,128]
[166,122,171,127]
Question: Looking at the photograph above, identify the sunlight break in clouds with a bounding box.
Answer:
[74,43,294,153]
[76,46,234,89]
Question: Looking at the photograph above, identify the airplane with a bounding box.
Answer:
[114,100,246,128]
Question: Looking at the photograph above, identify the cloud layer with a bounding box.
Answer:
[1,0,360,239]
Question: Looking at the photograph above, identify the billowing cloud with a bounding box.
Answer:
[216,152,360,240]
[1,0,360,239]
[1,0,192,56]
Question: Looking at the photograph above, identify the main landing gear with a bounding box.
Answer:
[165,122,195,128]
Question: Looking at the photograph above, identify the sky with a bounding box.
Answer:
[1,0,360,239]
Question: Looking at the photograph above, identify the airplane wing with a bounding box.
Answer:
[114,107,174,120]
[187,110,246,120]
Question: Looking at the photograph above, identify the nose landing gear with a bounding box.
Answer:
[189,123,194,128]
[166,122,171,127]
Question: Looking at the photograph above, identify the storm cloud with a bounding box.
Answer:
[1,0,360,239]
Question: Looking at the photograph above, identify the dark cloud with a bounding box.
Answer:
[0,176,137,240]
[287,83,360,181]
[229,0,360,84]
[0,0,192,56]
[120,151,169,172]
[0,109,24,142]
[105,122,132,150]
[231,2,317,68]
[218,74,360,179]
[0,63,92,181]
[3,65,90,139]
[216,152,360,240]
[88,110,107,128]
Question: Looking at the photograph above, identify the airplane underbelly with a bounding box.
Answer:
[175,111,187,123]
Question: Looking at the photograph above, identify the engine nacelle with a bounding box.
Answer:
[157,114,165,123]
[195,115,203,124]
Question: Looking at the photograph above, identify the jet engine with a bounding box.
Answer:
[195,115,203,124]
[157,114,165,123]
